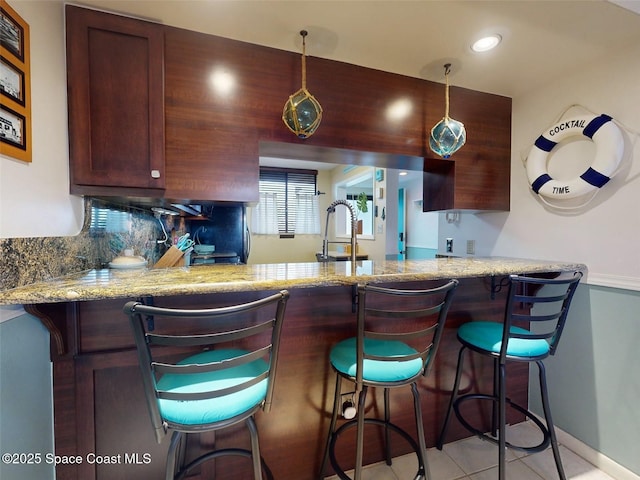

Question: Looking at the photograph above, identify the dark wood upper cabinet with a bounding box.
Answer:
[65,5,511,211]
[423,87,512,212]
[66,5,165,194]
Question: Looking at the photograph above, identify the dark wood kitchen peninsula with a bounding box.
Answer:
[4,258,585,480]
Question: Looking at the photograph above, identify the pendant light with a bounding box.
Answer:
[282,30,323,139]
[429,63,466,158]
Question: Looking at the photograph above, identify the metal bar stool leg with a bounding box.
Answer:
[492,357,500,438]
[384,387,392,465]
[246,416,263,480]
[537,360,566,480]
[498,362,507,480]
[411,382,431,480]
[319,374,343,479]
[437,346,467,449]
[354,385,369,480]
[166,431,182,480]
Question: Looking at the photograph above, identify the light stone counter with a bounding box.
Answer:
[0,257,586,306]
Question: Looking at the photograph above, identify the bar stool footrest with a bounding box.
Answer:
[328,418,426,480]
[175,448,274,480]
[453,393,551,454]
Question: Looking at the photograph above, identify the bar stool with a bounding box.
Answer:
[124,290,289,480]
[319,280,458,480]
[437,271,582,480]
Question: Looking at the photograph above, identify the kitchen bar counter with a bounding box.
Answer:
[1,257,585,305]
[7,256,586,480]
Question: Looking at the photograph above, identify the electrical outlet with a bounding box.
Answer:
[446,238,453,253]
[467,239,475,255]
[341,393,357,419]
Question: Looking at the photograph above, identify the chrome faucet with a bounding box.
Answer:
[321,199,357,265]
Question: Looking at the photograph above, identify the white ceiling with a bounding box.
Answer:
[71,0,640,98]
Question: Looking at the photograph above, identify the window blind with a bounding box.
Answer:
[90,206,131,233]
[256,168,319,234]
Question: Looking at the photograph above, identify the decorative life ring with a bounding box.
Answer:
[526,113,624,199]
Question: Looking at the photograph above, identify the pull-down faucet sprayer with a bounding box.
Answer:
[321,199,357,265]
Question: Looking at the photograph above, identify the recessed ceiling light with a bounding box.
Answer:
[399,171,408,176]
[471,34,502,53]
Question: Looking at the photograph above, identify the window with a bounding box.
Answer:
[90,205,131,233]
[345,193,373,236]
[334,168,375,238]
[254,167,319,235]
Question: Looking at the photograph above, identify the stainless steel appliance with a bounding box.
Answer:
[186,205,249,265]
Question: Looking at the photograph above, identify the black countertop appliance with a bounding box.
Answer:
[186,205,249,265]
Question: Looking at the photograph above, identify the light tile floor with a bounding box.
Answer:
[326,421,617,479]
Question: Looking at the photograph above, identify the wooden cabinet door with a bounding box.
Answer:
[163,28,261,203]
[66,5,165,192]
[75,354,169,480]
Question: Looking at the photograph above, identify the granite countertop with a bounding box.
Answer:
[0,257,586,306]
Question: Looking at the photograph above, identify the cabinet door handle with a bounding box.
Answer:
[151,170,161,179]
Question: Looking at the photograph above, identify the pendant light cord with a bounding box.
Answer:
[301,30,308,90]
[444,63,451,119]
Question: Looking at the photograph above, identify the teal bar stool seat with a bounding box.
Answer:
[437,271,582,480]
[319,280,458,480]
[124,290,289,480]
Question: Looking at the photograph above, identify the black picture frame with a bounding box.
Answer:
[0,5,23,61]
[0,54,24,105]
[0,102,26,150]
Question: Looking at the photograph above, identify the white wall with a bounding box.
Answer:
[440,40,640,290]
[503,39,640,287]
[0,1,84,238]
[441,39,640,476]
[403,173,438,250]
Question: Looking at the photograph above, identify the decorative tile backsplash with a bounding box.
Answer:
[0,199,163,291]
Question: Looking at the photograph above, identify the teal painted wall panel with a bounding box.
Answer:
[406,246,437,259]
[529,284,640,475]
[0,313,55,480]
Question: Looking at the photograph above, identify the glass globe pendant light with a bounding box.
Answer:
[282,30,323,139]
[429,63,466,158]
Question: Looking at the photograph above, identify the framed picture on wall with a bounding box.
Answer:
[0,3,23,61]
[0,0,30,162]
[0,55,24,105]
[0,103,25,149]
